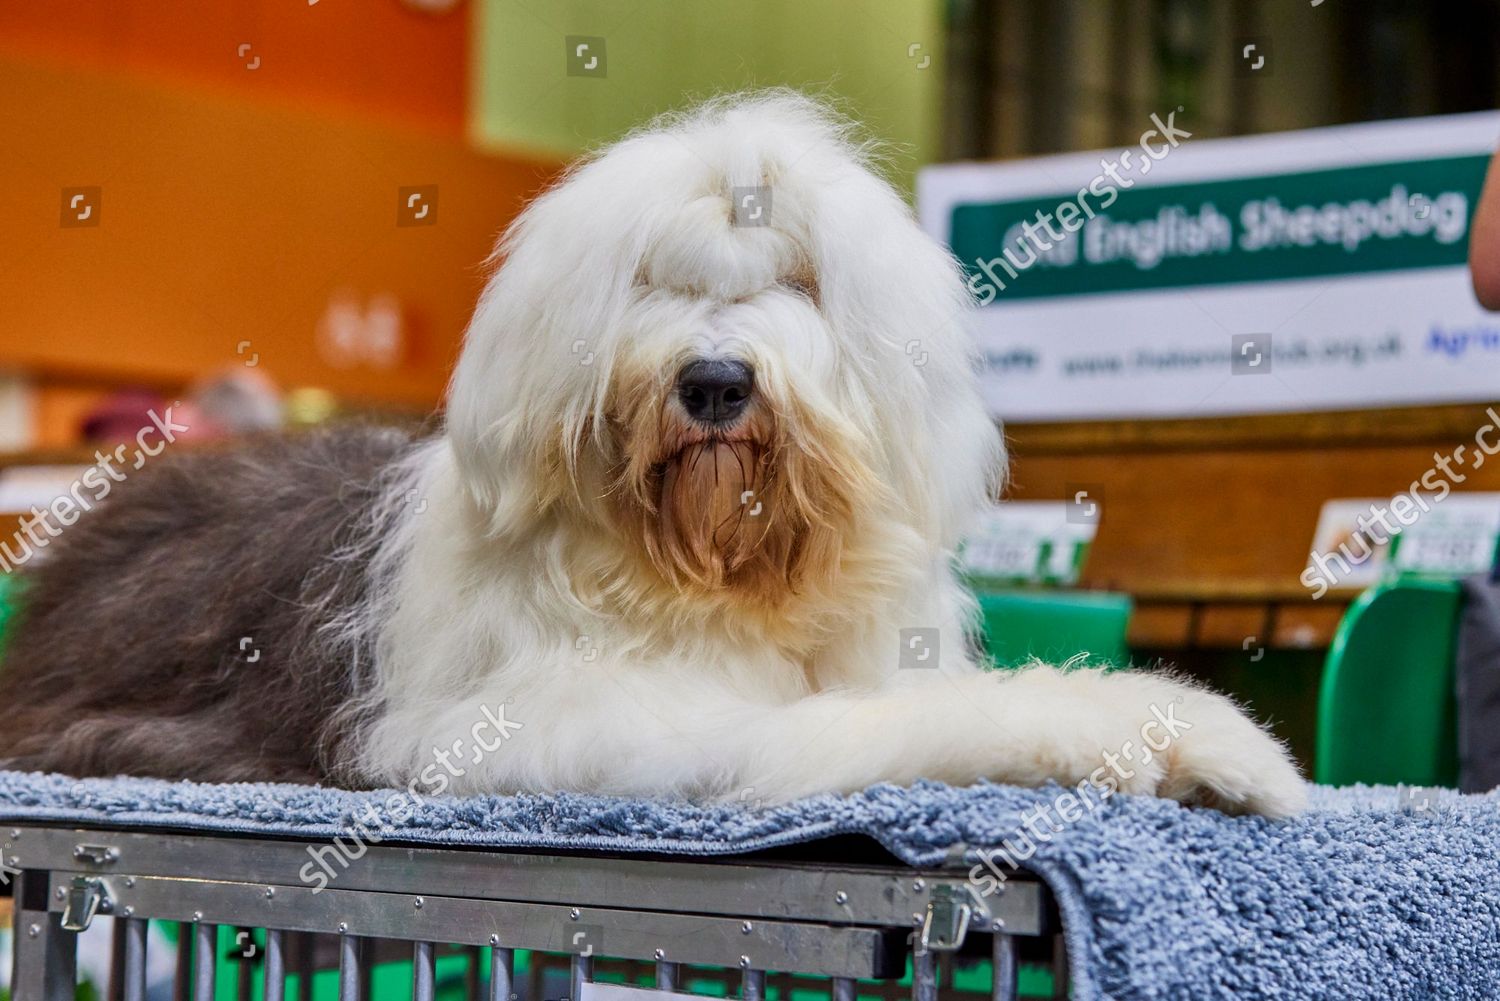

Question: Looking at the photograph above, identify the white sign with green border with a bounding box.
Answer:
[1306,492,1500,588]
[960,501,1098,587]
[919,112,1500,421]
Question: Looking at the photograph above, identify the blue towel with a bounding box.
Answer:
[1,771,1495,1000]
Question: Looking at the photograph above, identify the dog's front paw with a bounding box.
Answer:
[1155,693,1308,818]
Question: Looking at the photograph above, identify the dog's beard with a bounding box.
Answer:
[658,437,770,578]
[610,390,863,605]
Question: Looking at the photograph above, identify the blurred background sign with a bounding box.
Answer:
[921,113,1500,421]
[959,501,1099,588]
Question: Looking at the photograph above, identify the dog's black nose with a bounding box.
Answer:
[677,359,754,424]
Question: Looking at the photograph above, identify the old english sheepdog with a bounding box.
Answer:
[0,93,1306,817]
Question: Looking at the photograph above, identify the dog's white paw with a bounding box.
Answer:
[1155,693,1308,818]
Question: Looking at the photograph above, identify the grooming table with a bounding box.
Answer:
[4,824,1054,1001]
[2,773,1498,1000]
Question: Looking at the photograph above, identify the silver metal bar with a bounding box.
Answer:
[193,922,216,1001]
[122,917,148,1001]
[65,874,901,979]
[338,934,362,1001]
[490,946,514,1001]
[742,968,766,1001]
[991,933,1017,1001]
[911,950,937,1001]
[833,977,856,1001]
[570,954,594,1001]
[9,825,1047,934]
[264,929,286,1001]
[656,960,680,991]
[12,905,79,1001]
[413,941,436,1001]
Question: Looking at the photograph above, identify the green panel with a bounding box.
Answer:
[978,590,1133,669]
[0,572,21,661]
[471,0,945,189]
[951,155,1489,300]
[1316,578,1463,787]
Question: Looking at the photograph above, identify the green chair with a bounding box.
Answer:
[0,572,19,658]
[1316,577,1463,787]
[977,589,1133,669]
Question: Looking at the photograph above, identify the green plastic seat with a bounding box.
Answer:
[1316,577,1463,788]
[0,571,19,658]
[977,589,1133,669]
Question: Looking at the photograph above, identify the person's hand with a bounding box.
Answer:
[1471,145,1500,310]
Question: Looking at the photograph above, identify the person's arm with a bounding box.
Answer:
[1471,146,1500,310]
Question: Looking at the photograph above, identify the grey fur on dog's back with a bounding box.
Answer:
[0,426,414,784]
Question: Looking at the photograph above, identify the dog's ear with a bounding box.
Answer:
[803,167,1007,550]
[444,178,637,536]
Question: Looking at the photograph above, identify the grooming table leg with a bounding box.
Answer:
[911,950,937,1001]
[656,960,680,991]
[264,929,287,1001]
[413,941,436,1001]
[13,871,78,1001]
[742,968,766,1001]
[571,954,594,1001]
[337,933,364,1001]
[193,922,217,1001]
[832,976,856,1001]
[122,917,148,1001]
[991,933,1017,1001]
[490,945,514,1001]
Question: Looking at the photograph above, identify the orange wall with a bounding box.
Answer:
[0,0,470,137]
[0,1,561,429]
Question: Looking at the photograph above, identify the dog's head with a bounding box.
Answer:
[448,92,1004,622]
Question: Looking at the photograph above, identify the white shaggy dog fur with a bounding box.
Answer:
[338,92,1307,817]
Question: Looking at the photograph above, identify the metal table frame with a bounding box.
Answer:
[3,825,1065,1001]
